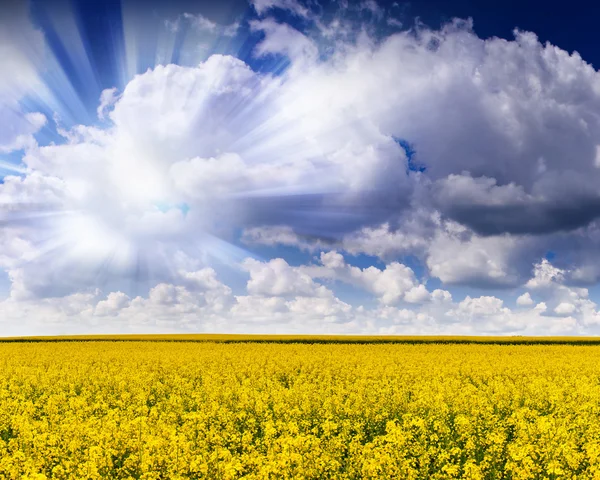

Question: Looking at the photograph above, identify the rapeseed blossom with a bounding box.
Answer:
[0,342,599,478]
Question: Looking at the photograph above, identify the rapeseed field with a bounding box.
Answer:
[1,341,600,479]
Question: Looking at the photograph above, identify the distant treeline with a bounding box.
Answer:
[2,334,600,345]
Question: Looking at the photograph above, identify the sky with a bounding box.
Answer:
[3,0,600,336]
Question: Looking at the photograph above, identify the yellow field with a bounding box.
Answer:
[2,342,600,479]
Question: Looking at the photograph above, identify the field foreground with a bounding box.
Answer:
[2,341,600,479]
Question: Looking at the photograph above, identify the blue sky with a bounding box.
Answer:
[2,0,600,335]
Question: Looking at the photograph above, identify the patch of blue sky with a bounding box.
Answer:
[27,1,124,126]
[399,254,429,280]
[33,8,101,119]
[423,276,443,291]
[393,136,426,174]
[238,241,317,266]
[212,262,251,296]
[154,202,190,216]
[329,282,379,309]
[238,38,292,76]
[0,151,28,178]
[68,0,127,89]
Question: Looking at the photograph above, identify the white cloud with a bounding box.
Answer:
[341,216,432,259]
[183,12,218,32]
[97,88,119,120]
[241,225,332,252]
[534,302,547,314]
[555,302,576,316]
[95,292,130,316]
[287,291,352,319]
[0,254,593,336]
[425,220,530,287]
[431,289,453,303]
[0,272,584,336]
[360,0,384,19]
[526,259,565,289]
[242,257,328,297]
[181,13,240,37]
[516,292,534,306]
[250,19,318,65]
[305,251,429,305]
[453,295,508,318]
[250,0,310,18]
[521,259,600,326]
[404,284,430,304]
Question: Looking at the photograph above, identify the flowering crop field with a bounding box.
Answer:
[2,341,600,479]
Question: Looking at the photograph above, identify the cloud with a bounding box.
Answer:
[94,292,131,316]
[387,18,402,28]
[241,225,333,252]
[436,173,600,236]
[521,259,600,325]
[4,39,420,298]
[453,295,509,318]
[250,19,319,64]
[304,251,431,305]
[241,209,435,259]
[0,259,584,336]
[340,211,434,258]
[250,0,310,18]
[516,292,534,306]
[97,88,119,120]
[555,302,576,316]
[525,259,565,289]
[425,220,533,287]
[8,3,600,333]
[179,13,241,37]
[359,0,384,19]
[242,257,329,297]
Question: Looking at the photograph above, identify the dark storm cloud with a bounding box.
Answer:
[442,198,600,236]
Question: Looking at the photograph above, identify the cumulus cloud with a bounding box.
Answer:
[525,259,565,289]
[242,257,329,297]
[555,302,576,316]
[341,220,431,259]
[425,221,534,287]
[516,292,534,306]
[0,259,586,336]
[302,251,432,305]
[95,292,130,316]
[452,295,509,319]
[520,259,600,326]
